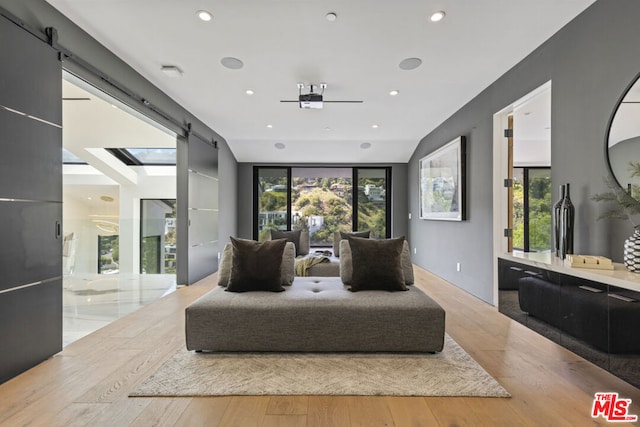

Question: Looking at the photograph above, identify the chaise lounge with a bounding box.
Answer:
[185,238,446,353]
[185,276,445,352]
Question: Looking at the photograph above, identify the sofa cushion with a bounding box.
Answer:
[271,229,302,256]
[339,241,354,284]
[346,236,407,292]
[340,239,414,285]
[298,230,310,255]
[219,240,295,286]
[400,240,414,284]
[333,230,370,257]
[227,237,287,293]
[186,277,446,353]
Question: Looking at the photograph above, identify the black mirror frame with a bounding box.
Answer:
[605,71,640,193]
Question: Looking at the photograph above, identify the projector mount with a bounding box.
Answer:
[280,83,363,109]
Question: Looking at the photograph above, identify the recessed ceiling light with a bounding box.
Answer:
[245,89,254,95]
[399,57,422,70]
[266,124,273,128]
[389,90,399,96]
[197,10,212,21]
[324,126,332,131]
[326,12,337,22]
[360,142,372,149]
[221,57,244,70]
[160,65,183,78]
[274,143,286,150]
[430,11,446,22]
[371,124,379,129]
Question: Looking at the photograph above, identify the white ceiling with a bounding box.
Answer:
[513,86,551,166]
[47,0,596,163]
[62,74,176,213]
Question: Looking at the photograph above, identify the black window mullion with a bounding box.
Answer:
[286,167,292,230]
[252,166,259,240]
[352,168,359,231]
[523,168,530,252]
[106,148,142,165]
[386,167,392,238]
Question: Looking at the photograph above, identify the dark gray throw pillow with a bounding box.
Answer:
[340,230,370,240]
[227,237,287,292]
[334,230,371,257]
[271,229,302,256]
[346,235,407,292]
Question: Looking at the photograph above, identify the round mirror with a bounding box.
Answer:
[606,72,640,197]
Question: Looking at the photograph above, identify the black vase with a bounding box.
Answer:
[553,184,565,257]
[559,183,575,259]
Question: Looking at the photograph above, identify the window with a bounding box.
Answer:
[256,168,289,242]
[254,167,391,244]
[292,168,353,246]
[512,167,551,252]
[356,168,390,239]
[140,199,177,274]
[98,235,119,274]
[62,148,87,164]
[107,148,176,165]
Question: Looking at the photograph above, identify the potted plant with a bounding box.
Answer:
[592,161,640,271]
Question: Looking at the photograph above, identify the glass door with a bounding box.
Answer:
[291,167,353,246]
[256,168,290,241]
[355,168,391,238]
[255,166,392,243]
[140,199,177,274]
[512,167,551,252]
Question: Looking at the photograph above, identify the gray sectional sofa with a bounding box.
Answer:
[185,276,445,353]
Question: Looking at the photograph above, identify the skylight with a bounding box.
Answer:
[62,148,87,164]
[107,148,176,165]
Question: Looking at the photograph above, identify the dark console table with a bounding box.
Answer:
[498,253,640,354]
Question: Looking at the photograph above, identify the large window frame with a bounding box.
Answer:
[253,166,392,243]
[512,166,551,253]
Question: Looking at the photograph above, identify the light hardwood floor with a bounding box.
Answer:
[1,266,639,426]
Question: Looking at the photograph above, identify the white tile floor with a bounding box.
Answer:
[62,273,177,346]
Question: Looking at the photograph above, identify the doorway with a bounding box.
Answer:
[492,81,552,305]
[62,71,178,345]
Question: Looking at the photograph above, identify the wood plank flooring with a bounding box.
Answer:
[1,266,639,426]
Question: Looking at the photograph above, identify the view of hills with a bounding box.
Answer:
[258,176,387,245]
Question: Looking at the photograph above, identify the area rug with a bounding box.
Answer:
[130,335,510,397]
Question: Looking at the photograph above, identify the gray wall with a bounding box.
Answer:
[237,163,408,242]
[218,140,238,251]
[408,0,640,303]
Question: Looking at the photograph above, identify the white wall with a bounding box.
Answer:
[63,166,176,275]
[62,193,105,275]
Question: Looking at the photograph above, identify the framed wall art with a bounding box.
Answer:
[419,136,466,221]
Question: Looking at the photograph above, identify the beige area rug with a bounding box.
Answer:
[130,335,510,397]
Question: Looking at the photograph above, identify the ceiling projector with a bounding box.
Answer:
[299,93,323,109]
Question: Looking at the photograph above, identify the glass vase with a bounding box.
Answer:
[559,183,575,259]
[553,184,565,257]
[624,229,640,273]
